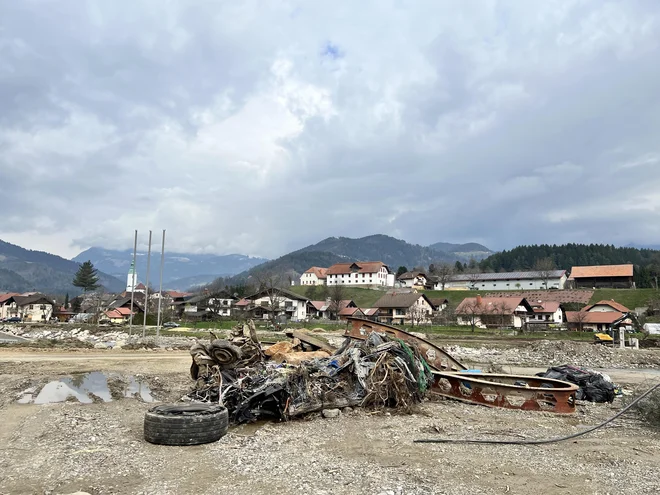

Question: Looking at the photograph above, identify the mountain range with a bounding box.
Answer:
[0,239,124,294]
[225,235,493,283]
[0,235,492,294]
[72,248,269,290]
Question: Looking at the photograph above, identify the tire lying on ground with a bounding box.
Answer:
[144,403,228,446]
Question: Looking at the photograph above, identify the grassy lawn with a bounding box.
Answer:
[590,288,660,309]
[288,286,384,307]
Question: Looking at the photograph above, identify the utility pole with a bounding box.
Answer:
[143,230,152,338]
[129,230,137,336]
[156,229,166,339]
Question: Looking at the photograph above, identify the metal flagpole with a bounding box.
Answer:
[156,229,166,339]
[142,230,152,338]
[128,230,137,336]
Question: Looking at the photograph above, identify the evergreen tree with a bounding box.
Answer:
[454,261,464,273]
[64,293,69,309]
[72,260,100,293]
[396,266,408,277]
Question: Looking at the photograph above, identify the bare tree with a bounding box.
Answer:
[207,291,231,319]
[434,263,454,290]
[492,301,512,328]
[408,300,430,327]
[465,269,482,290]
[534,257,556,290]
[571,310,590,332]
[255,271,287,325]
[459,299,483,332]
[328,284,346,320]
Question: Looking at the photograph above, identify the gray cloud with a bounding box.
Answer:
[1,0,659,259]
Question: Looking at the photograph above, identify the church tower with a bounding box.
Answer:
[126,260,138,292]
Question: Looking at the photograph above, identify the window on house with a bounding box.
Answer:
[29,305,34,310]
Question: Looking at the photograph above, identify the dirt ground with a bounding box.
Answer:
[1,348,660,495]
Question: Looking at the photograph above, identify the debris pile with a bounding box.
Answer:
[186,321,434,424]
[536,365,616,403]
[0,325,196,349]
[445,340,660,369]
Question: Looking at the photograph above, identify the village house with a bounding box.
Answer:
[568,264,634,289]
[308,299,358,319]
[565,311,632,332]
[456,296,534,329]
[397,271,429,290]
[565,299,633,333]
[526,301,564,325]
[300,267,328,286]
[326,261,395,287]
[372,292,435,325]
[440,270,567,291]
[104,307,134,324]
[243,288,309,322]
[2,294,55,322]
[0,293,21,320]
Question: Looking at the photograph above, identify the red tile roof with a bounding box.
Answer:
[135,283,147,289]
[565,311,626,324]
[326,261,389,275]
[339,307,362,316]
[362,308,379,316]
[456,297,530,315]
[583,300,631,313]
[309,301,329,311]
[0,293,20,304]
[115,307,133,316]
[235,298,251,307]
[569,264,633,279]
[304,267,328,279]
[530,301,561,313]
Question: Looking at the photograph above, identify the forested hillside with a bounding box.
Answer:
[480,244,660,288]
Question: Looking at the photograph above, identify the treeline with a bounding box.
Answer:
[479,244,660,288]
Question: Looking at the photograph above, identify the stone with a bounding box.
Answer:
[93,343,107,349]
[322,409,341,419]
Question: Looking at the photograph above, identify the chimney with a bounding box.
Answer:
[476,295,482,305]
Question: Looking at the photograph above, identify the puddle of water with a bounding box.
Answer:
[18,372,154,404]
[229,420,271,436]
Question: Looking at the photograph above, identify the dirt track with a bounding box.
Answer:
[1,348,660,495]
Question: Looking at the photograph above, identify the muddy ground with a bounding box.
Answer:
[1,345,660,495]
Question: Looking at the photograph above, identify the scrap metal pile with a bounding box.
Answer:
[186,321,434,424]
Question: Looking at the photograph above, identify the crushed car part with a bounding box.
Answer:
[144,403,228,446]
[344,317,466,372]
[431,372,579,414]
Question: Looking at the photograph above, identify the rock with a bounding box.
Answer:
[322,409,341,419]
[93,343,107,349]
[264,341,294,357]
[343,407,354,414]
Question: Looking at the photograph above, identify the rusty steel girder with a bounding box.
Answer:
[344,317,467,372]
[431,372,579,414]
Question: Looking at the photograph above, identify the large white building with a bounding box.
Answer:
[439,270,567,291]
[326,261,394,287]
[300,267,328,286]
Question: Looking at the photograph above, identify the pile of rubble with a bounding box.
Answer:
[446,340,660,369]
[0,325,195,350]
[186,321,433,424]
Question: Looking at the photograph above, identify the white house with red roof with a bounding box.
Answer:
[325,261,394,287]
[300,267,328,286]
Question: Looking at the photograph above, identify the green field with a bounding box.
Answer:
[589,288,659,309]
[288,285,384,307]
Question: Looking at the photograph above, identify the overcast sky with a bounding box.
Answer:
[1,1,659,259]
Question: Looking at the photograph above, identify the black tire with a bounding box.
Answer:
[144,403,228,446]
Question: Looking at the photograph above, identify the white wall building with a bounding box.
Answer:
[300,267,328,286]
[326,261,393,287]
[440,270,567,291]
[126,260,138,292]
[250,289,309,321]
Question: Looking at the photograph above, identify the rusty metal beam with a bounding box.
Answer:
[431,372,579,414]
[344,317,466,372]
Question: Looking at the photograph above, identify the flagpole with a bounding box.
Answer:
[142,230,152,338]
[156,229,166,339]
[128,230,137,336]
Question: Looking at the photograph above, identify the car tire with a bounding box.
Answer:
[144,403,228,446]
